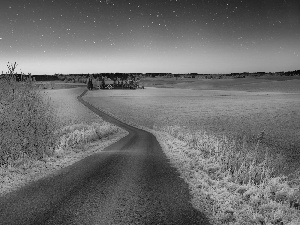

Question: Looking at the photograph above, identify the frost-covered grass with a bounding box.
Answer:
[54,122,121,157]
[43,87,124,157]
[0,78,59,166]
[0,130,126,197]
[157,126,300,225]
[141,77,300,93]
[44,87,100,125]
[83,87,300,224]
[0,85,127,196]
[84,88,300,172]
[35,81,86,90]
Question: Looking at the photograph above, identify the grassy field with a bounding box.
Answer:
[83,79,300,224]
[84,87,300,173]
[140,76,300,93]
[36,81,86,90]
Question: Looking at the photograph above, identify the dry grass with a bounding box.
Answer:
[141,77,300,93]
[43,87,100,125]
[0,86,127,196]
[155,127,300,224]
[0,132,127,197]
[84,87,300,171]
[0,79,59,165]
[36,81,86,90]
[83,85,300,224]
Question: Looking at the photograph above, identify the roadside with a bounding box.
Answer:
[0,132,127,197]
[83,88,300,225]
[0,89,210,225]
[0,87,128,197]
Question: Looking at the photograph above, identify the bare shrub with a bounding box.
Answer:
[0,63,60,167]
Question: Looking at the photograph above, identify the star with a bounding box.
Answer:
[0,0,299,74]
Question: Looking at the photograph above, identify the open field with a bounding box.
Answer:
[84,87,300,172]
[1,78,299,223]
[140,77,300,93]
[83,81,300,224]
[36,81,86,90]
[43,87,99,124]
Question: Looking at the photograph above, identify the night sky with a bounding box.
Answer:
[0,0,299,75]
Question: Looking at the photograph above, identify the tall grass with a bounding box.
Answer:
[159,125,300,224]
[54,122,120,157]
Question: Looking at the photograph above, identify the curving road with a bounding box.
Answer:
[0,90,210,225]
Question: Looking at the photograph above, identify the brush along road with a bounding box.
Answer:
[0,89,210,225]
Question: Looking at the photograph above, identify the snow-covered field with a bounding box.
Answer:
[0,87,127,196]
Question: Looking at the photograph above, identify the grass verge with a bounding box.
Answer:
[83,91,300,224]
[0,129,127,197]
[0,75,128,196]
[156,125,300,225]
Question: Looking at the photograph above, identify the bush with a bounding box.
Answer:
[57,75,65,81]
[0,63,123,169]
[0,64,60,166]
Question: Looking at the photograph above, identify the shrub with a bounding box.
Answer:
[0,63,60,166]
[57,75,65,81]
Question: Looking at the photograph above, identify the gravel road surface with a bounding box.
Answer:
[0,90,210,225]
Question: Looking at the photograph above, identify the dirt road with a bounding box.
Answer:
[0,90,210,225]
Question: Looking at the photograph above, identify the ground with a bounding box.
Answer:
[84,79,300,174]
[0,87,127,196]
[1,77,300,224]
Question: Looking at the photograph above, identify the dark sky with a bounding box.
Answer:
[0,0,299,74]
